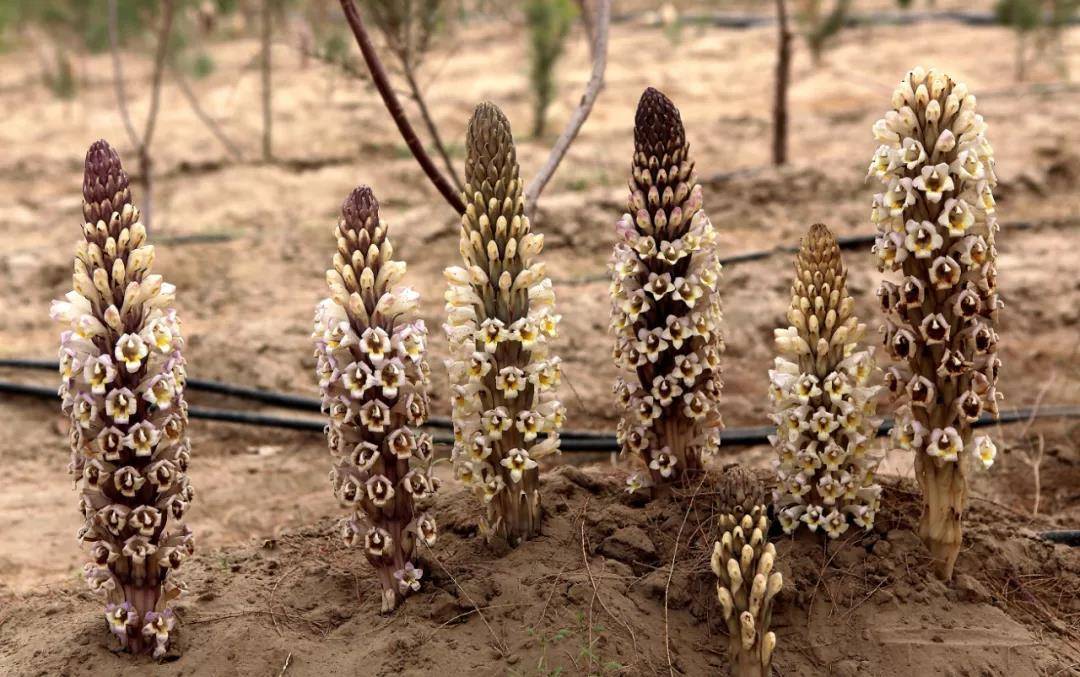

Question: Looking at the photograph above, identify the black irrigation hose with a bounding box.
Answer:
[614,10,1080,30]
[561,218,1077,285]
[4,377,1080,453]
[0,379,455,446]
[1041,531,1080,546]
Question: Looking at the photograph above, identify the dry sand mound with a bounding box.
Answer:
[1,467,1077,676]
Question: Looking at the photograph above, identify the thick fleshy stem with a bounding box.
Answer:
[610,88,725,495]
[313,186,438,612]
[444,102,564,547]
[869,67,1002,580]
[770,224,882,538]
[52,140,193,658]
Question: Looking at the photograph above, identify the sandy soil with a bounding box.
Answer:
[1,2,1079,674]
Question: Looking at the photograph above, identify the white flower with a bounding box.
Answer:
[359,327,392,364]
[394,562,424,593]
[495,366,527,399]
[104,388,137,424]
[649,449,677,478]
[114,333,148,372]
[904,220,943,259]
[500,448,538,484]
[912,163,954,202]
[82,355,116,395]
[973,435,997,469]
[926,427,963,462]
[625,473,647,494]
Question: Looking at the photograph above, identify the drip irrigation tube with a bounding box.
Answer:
[3,378,1079,453]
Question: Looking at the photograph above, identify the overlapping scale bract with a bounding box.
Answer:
[770,224,882,538]
[444,102,563,546]
[312,186,438,612]
[51,140,193,657]
[711,506,784,677]
[609,87,725,491]
[868,67,1002,577]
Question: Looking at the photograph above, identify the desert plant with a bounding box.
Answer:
[525,0,576,138]
[50,140,194,657]
[794,0,850,67]
[869,67,1002,580]
[995,0,1040,81]
[711,505,784,677]
[445,102,564,546]
[312,185,438,612]
[770,223,882,538]
[610,87,725,494]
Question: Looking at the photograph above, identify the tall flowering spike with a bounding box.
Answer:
[609,87,725,493]
[770,224,882,539]
[445,102,563,547]
[51,140,193,658]
[711,505,785,677]
[869,67,1002,580]
[312,186,437,613]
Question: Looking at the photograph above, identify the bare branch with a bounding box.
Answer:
[338,0,466,214]
[523,0,610,219]
[170,65,244,161]
[107,0,175,231]
[142,0,176,149]
[261,0,273,161]
[772,0,792,166]
[106,0,141,150]
[401,64,463,193]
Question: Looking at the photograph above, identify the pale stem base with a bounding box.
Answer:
[914,452,967,581]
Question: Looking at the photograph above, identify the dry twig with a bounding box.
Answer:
[107,0,176,229]
[524,0,611,218]
[170,65,244,161]
[664,474,708,677]
[338,0,466,214]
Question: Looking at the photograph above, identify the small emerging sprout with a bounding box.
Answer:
[711,505,785,677]
[313,186,438,612]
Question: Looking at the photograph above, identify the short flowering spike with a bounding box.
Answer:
[313,185,437,612]
[52,140,192,657]
[712,505,785,677]
[609,88,725,491]
[869,68,1002,580]
[445,102,563,546]
[771,224,882,539]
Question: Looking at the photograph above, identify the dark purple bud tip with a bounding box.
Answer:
[82,140,131,222]
[634,87,686,156]
[342,185,380,230]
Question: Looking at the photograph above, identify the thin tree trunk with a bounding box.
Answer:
[139,148,154,232]
[773,0,792,166]
[261,0,273,162]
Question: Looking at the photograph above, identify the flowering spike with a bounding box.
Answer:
[712,505,785,676]
[869,68,1002,580]
[446,103,563,546]
[313,185,437,612]
[771,224,882,539]
[52,140,192,657]
[609,87,725,491]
